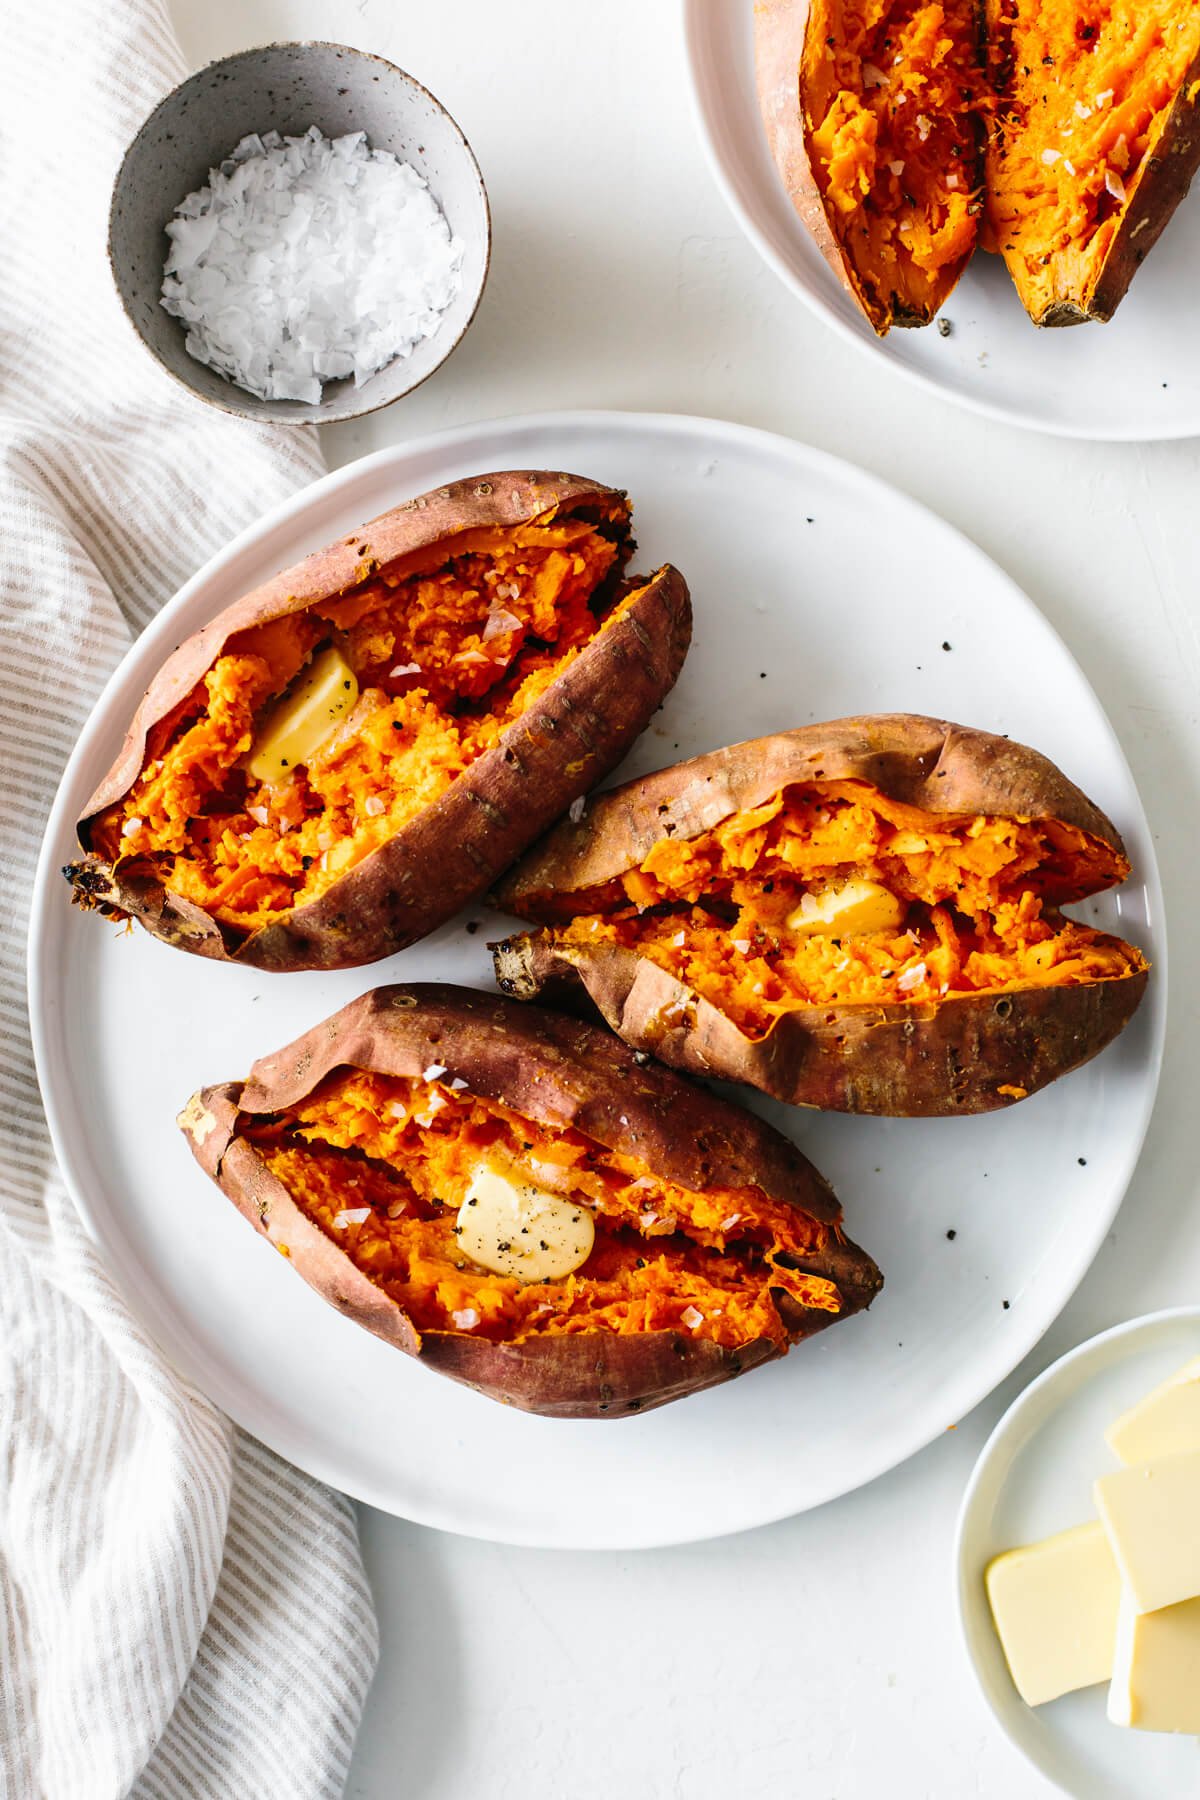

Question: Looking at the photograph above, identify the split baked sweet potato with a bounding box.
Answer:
[755,0,986,331]
[755,0,1200,331]
[179,985,881,1418]
[984,0,1200,324]
[492,715,1149,1117]
[65,472,691,971]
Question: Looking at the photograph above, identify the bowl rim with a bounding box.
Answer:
[107,39,493,425]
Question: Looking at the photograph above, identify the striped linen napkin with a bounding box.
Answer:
[1,3,379,1794]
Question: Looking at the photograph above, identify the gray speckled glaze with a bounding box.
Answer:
[108,42,491,424]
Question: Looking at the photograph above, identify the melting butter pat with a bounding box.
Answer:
[1107,1356,1200,1465]
[1094,1449,1200,1615]
[1109,1590,1200,1733]
[985,1521,1122,1707]
[248,646,359,783]
[785,878,904,937]
[456,1162,595,1283]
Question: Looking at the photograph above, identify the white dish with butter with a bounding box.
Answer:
[957,1309,1200,1799]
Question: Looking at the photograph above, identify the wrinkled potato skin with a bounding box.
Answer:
[66,472,691,972]
[492,715,1148,1117]
[180,986,882,1419]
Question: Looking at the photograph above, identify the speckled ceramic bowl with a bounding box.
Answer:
[108,42,490,424]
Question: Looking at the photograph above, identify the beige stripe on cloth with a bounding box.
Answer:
[0,3,379,1795]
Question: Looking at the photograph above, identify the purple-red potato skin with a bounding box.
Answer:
[66,472,691,971]
[179,985,882,1419]
[491,715,1149,1118]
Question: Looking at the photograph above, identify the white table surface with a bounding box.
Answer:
[167,4,1200,1795]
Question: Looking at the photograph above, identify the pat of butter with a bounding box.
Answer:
[456,1162,594,1283]
[785,877,904,937]
[248,646,359,783]
[1094,1449,1200,1615]
[1106,1356,1200,1465]
[1108,1589,1200,1733]
[985,1521,1122,1707]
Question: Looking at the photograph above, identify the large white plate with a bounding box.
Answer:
[956,1310,1200,1799]
[29,410,1164,1548]
[683,0,1200,441]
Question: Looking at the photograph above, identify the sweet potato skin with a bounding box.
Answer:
[755,0,870,318]
[179,985,881,1418]
[1087,68,1200,322]
[66,472,691,972]
[492,715,1148,1117]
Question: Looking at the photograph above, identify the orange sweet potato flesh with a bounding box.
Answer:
[180,986,881,1419]
[985,0,1200,323]
[757,0,986,331]
[755,0,1200,331]
[493,716,1149,1116]
[65,473,691,972]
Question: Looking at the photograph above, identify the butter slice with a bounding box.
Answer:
[985,1521,1122,1706]
[785,878,904,938]
[248,646,358,783]
[1108,1589,1200,1733]
[456,1162,594,1283]
[1107,1357,1200,1465]
[1094,1449,1200,1615]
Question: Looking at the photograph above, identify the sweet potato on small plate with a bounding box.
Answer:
[65,472,690,970]
[755,0,1200,332]
[493,715,1149,1116]
[179,985,881,1418]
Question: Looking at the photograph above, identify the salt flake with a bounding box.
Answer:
[160,126,464,403]
[333,1208,370,1229]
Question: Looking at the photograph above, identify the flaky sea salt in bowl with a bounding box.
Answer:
[108,44,490,423]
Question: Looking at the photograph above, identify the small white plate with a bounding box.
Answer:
[956,1309,1200,1799]
[682,0,1200,441]
[29,409,1165,1548]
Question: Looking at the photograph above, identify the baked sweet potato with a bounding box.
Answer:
[984,0,1200,325]
[755,0,1200,332]
[179,985,881,1418]
[492,715,1149,1117]
[65,472,691,971]
[755,0,986,332]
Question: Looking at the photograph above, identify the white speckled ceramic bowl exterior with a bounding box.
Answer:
[108,42,490,423]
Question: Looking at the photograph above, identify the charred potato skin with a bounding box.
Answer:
[492,715,1149,1118]
[66,472,692,972]
[179,985,882,1419]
